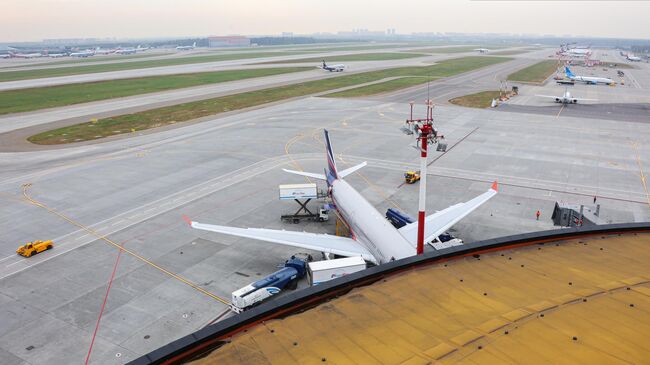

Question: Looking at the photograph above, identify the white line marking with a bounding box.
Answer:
[7,259,26,268]
[111,220,124,226]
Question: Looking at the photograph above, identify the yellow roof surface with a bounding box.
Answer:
[192,233,650,364]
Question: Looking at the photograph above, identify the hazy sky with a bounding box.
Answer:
[2,0,650,42]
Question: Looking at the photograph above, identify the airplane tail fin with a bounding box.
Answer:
[322,60,327,68]
[565,66,575,77]
[192,42,196,47]
[283,130,365,183]
[324,129,338,184]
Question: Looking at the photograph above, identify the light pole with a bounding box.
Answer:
[402,100,442,255]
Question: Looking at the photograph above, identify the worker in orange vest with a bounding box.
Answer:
[536,210,541,220]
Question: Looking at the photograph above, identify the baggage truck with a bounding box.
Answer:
[230,257,307,313]
[307,256,367,286]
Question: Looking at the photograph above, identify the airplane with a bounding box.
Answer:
[474,48,490,53]
[536,87,597,104]
[565,66,614,85]
[48,53,67,58]
[183,130,498,265]
[94,47,115,55]
[561,47,591,58]
[8,51,42,59]
[115,48,137,55]
[135,45,150,52]
[176,42,196,51]
[69,50,95,57]
[321,60,345,72]
[627,54,641,62]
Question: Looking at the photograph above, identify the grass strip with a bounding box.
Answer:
[0,51,314,82]
[28,56,511,145]
[0,67,313,115]
[507,60,558,83]
[325,77,436,97]
[449,91,501,108]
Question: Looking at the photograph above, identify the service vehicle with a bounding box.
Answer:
[307,256,367,286]
[16,240,53,257]
[404,171,421,184]
[230,257,307,313]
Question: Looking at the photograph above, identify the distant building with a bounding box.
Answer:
[208,36,251,48]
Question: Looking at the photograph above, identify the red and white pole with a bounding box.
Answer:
[416,126,429,255]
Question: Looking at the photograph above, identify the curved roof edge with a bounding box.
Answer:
[128,222,650,365]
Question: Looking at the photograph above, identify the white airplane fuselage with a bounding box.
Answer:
[331,179,414,264]
[569,75,613,85]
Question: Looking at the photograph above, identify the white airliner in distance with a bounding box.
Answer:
[70,50,95,57]
[627,54,641,62]
[536,88,597,104]
[184,130,498,265]
[8,51,42,59]
[475,48,490,53]
[565,66,614,85]
[321,60,345,72]
[176,42,196,51]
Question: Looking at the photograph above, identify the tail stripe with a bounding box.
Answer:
[324,130,338,180]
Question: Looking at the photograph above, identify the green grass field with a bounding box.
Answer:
[261,52,427,64]
[449,91,501,108]
[325,77,436,97]
[28,56,511,145]
[0,67,312,115]
[0,51,314,82]
[507,60,558,83]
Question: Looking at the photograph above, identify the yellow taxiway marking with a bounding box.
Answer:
[21,183,230,305]
[631,142,650,208]
[556,104,565,118]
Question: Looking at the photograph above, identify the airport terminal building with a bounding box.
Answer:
[208,36,251,48]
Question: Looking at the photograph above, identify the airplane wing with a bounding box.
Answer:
[573,98,598,102]
[397,182,498,246]
[535,94,561,99]
[184,217,376,262]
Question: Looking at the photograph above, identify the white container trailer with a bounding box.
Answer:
[279,183,318,200]
[307,256,367,286]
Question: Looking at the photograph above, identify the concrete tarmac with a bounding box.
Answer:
[0,95,648,364]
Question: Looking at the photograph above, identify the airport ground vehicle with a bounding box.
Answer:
[230,257,307,313]
[307,256,367,286]
[16,240,53,257]
[386,208,415,228]
[279,183,329,223]
[404,171,421,184]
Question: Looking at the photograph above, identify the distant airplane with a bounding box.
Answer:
[536,87,597,104]
[8,51,42,59]
[48,53,66,58]
[627,54,641,62]
[69,50,95,57]
[94,47,115,55]
[176,42,196,51]
[321,60,345,72]
[565,66,614,85]
[184,130,498,265]
[474,48,490,53]
[115,47,137,55]
[135,45,150,52]
[562,48,591,58]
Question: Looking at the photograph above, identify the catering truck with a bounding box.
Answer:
[307,256,367,286]
[230,257,307,313]
[279,183,329,223]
